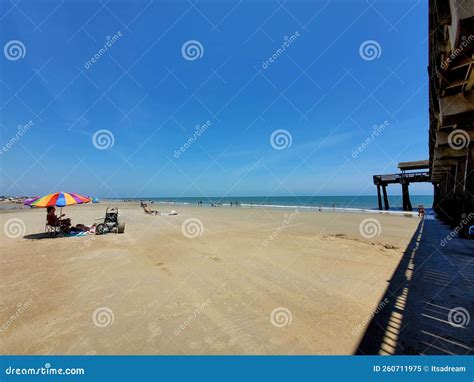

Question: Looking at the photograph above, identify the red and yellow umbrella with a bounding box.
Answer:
[25,192,91,207]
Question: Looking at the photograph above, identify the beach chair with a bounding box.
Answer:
[45,214,69,237]
[45,221,61,237]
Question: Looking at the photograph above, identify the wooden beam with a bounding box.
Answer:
[382,185,389,210]
[439,90,474,125]
[377,185,382,211]
[434,147,469,159]
[402,180,413,211]
[435,130,474,147]
[398,160,429,170]
[433,158,459,166]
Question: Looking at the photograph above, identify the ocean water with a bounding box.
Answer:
[110,195,434,212]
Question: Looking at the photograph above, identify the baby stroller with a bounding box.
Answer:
[95,207,125,235]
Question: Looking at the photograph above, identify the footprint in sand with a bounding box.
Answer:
[204,336,225,351]
[269,337,284,345]
[148,323,162,337]
[211,341,225,351]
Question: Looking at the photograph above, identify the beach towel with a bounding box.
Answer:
[160,210,178,216]
[65,232,88,237]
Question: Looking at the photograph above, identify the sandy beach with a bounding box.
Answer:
[0,202,421,355]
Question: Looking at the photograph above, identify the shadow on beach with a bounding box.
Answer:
[23,233,57,240]
[355,217,474,355]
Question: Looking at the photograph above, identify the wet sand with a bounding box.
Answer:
[0,202,420,354]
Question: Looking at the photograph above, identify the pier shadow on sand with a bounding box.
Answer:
[355,216,474,355]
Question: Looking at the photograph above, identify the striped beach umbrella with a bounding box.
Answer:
[25,192,91,207]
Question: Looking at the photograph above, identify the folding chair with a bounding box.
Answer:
[45,221,61,237]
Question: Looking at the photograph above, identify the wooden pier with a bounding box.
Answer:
[428,0,473,233]
[373,161,430,211]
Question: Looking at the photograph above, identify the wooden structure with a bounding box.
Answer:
[373,161,430,211]
[429,0,474,234]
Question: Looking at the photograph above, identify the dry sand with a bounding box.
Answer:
[0,202,421,354]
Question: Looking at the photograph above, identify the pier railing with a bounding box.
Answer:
[373,171,430,185]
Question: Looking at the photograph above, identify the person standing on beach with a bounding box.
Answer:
[418,205,425,218]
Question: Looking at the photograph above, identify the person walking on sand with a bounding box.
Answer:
[418,205,425,218]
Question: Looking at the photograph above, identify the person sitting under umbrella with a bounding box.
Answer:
[47,206,71,231]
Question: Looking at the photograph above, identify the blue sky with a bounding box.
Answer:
[0,0,431,198]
